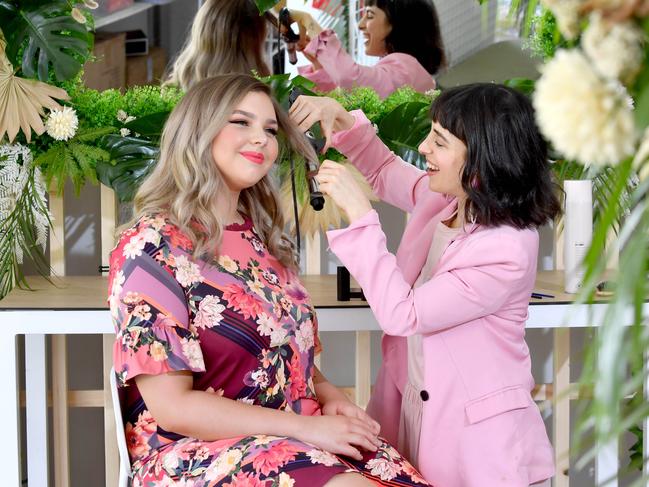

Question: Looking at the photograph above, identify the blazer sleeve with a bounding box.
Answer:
[301,29,424,98]
[297,64,337,93]
[331,110,437,213]
[327,211,531,336]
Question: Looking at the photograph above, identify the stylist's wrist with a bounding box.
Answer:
[333,111,355,133]
[345,202,372,223]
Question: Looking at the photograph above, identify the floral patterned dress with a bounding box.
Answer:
[109,213,430,487]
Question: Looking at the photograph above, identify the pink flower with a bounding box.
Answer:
[162,224,193,250]
[285,281,308,304]
[287,355,307,401]
[252,440,301,476]
[366,457,402,481]
[223,471,267,487]
[222,284,264,319]
[402,461,427,484]
[135,410,157,435]
[125,423,151,458]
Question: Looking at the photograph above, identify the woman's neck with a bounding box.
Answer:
[445,197,466,228]
[216,188,243,225]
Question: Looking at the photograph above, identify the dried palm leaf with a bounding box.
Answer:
[0,42,69,143]
[280,161,377,236]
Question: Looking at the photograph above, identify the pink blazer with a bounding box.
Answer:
[326,111,555,487]
[297,30,435,98]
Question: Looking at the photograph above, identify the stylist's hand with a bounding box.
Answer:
[289,96,355,153]
[317,160,373,222]
[289,9,323,40]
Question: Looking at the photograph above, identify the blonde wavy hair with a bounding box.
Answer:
[132,74,316,270]
[164,0,270,91]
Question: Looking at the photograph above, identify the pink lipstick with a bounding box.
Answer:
[240,151,264,164]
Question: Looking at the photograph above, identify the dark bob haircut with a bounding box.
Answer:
[367,0,446,75]
[429,83,561,229]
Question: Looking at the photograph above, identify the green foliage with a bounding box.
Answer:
[66,83,183,129]
[552,160,636,234]
[261,73,318,109]
[631,20,649,134]
[378,101,431,168]
[0,0,92,82]
[504,77,536,96]
[526,8,571,60]
[34,126,114,195]
[254,0,280,14]
[0,160,51,299]
[328,86,434,129]
[97,135,159,203]
[124,112,170,139]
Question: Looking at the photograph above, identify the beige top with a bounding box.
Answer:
[407,221,462,389]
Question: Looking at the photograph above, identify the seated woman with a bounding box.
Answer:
[163,0,270,91]
[293,0,446,98]
[108,74,429,487]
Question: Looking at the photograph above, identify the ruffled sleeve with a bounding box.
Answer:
[108,219,206,386]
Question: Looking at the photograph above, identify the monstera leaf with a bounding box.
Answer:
[97,135,159,203]
[261,73,317,110]
[124,111,170,139]
[378,101,431,168]
[0,0,92,82]
[254,0,281,14]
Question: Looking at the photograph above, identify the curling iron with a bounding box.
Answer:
[288,87,325,211]
[265,8,301,65]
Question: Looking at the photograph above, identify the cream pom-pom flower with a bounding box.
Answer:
[582,13,645,83]
[534,49,636,167]
[45,106,79,141]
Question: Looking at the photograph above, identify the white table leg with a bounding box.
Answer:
[52,335,70,487]
[103,335,118,487]
[595,334,619,487]
[25,334,49,487]
[595,441,618,486]
[0,332,21,486]
[354,331,371,409]
[553,328,570,487]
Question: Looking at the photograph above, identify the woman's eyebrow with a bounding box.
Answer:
[433,129,448,143]
[232,109,277,125]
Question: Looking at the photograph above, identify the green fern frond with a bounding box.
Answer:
[75,126,116,142]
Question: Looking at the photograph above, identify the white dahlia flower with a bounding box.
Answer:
[582,13,645,83]
[534,49,636,167]
[45,106,78,141]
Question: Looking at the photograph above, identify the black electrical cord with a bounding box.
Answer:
[289,153,301,260]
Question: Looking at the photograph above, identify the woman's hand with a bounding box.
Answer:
[322,399,380,435]
[289,96,355,153]
[298,414,382,460]
[289,9,323,40]
[316,160,373,222]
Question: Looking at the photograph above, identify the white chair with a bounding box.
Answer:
[109,367,133,487]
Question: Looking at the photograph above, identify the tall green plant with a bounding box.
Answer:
[503,2,649,482]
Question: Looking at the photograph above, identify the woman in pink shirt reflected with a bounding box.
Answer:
[289,84,561,486]
[292,0,445,98]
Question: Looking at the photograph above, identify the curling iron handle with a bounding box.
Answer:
[305,159,324,211]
